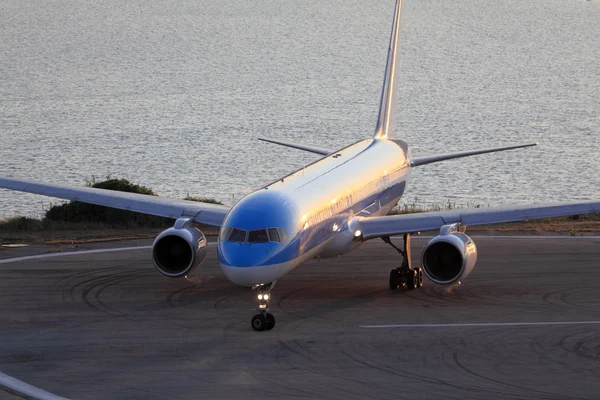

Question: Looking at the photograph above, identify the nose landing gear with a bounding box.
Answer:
[383,233,423,290]
[251,282,276,331]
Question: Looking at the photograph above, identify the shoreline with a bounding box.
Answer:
[1,219,599,245]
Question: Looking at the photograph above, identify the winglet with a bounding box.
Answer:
[374,0,403,139]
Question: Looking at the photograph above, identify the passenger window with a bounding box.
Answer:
[228,228,247,242]
[268,228,280,243]
[248,229,269,243]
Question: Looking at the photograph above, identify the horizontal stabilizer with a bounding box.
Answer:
[410,143,538,167]
[258,138,332,156]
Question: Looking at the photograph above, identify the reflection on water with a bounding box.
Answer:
[1,0,598,218]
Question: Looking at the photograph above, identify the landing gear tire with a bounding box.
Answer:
[251,313,275,331]
[265,313,276,330]
[407,269,417,290]
[416,267,423,288]
[251,314,267,331]
[389,269,401,290]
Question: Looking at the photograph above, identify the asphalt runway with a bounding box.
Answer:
[1,236,599,400]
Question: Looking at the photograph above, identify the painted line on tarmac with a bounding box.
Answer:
[361,321,600,329]
[0,371,69,400]
[0,246,152,265]
[0,242,218,265]
[470,236,600,239]
[392,235,600,240]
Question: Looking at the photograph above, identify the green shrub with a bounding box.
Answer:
[0,216,43,232]
[184,195,223,205]
[44,178,172,228]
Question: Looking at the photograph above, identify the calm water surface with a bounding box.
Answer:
[1,0,599,218]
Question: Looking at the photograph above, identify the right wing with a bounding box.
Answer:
[354,201,600,240]
[0,177,230,227]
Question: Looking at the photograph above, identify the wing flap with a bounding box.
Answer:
[0,177,230,227]
[355,201,600,240]
[410,143,538,167]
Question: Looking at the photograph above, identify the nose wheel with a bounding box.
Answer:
[251,282,276,331]
[383,233,424,291]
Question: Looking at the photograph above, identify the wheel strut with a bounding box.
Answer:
[383,234,422,290]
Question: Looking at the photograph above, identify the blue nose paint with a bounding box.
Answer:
[222,190,298,232]
[218,190,300,268]
[218,241,281,268]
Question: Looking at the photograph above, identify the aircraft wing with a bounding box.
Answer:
[0,177,230,227]
[354,201,600,240]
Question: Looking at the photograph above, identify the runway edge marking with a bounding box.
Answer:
[0,246,152,265]
[361,321,600,329]
[0,243,217,265]
[0,371,70,400]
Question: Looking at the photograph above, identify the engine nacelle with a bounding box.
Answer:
[152,218,207,278]
[421,224,477,285]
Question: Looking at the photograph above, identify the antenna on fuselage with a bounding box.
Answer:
[373,0,403,140]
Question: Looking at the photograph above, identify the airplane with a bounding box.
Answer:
[1,0,599,332]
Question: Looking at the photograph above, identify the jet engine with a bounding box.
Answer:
[152,218,207,277]
[421,224,477,285]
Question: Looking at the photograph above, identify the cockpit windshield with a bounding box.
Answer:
[248,229,269,243]
[221,227,288,243]
[228,228,247,243]
[267,228,280,243]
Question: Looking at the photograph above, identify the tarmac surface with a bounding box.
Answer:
[1,236,599,400]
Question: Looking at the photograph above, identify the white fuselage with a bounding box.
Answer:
[217,138,411,286]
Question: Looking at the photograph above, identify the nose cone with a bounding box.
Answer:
[218,242,288,286]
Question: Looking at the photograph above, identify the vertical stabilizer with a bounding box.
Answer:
[373,0,403,139]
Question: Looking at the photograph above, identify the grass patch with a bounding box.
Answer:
[184,195,223,205]
[391,200,482,215]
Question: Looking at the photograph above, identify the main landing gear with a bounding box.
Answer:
[250,282,276,331]
[383,233,423,290]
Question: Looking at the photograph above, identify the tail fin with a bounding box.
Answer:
[373,0,403,139]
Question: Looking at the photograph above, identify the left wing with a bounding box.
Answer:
[0,177,230,227]
[354,201,600,240]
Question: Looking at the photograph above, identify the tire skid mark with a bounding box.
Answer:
[269,334,388,400]
[337,333,440,388]
[70,268,148,316]
[449,350,580,400]
[57,265,151,316]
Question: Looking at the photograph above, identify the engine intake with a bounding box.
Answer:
[152,218,207,277]
[421,224,477,285]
